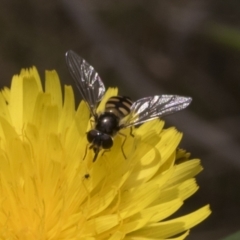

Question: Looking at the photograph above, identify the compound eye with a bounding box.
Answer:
[87,130,100,143]
[101,134,113,149]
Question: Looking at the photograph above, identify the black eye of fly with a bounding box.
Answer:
[87,130,100,143]
[101,134,113,149]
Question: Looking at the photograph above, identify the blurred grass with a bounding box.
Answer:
[222,231,240,240]
[207,23,240,50]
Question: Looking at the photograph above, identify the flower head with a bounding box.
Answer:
[0,67,211,239]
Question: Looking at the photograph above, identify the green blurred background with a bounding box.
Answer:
[0,0,240,239]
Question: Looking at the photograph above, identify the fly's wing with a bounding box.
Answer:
[65,50,106,117]
[120,95,192,128]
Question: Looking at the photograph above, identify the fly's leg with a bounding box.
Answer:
[83,143,89,160]
[129,127,136,151]
[130,127,134,137]
[101,149,111,157]
[93,146,101,162]
[118,132,127,159]
[89,118,95,129]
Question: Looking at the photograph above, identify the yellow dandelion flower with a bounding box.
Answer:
[0,67,211,240]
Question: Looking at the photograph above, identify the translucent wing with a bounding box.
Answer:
[120,95,192,128]
[65,50,106,117]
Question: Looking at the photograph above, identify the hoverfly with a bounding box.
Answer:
[65,50,192,162]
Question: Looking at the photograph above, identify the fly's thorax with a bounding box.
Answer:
[105,96,133,119]
[95,112,120,135]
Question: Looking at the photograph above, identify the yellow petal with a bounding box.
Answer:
[45,70,63,112]
[129,205,211,238]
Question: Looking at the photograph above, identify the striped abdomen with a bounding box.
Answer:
[105,96,132,119]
